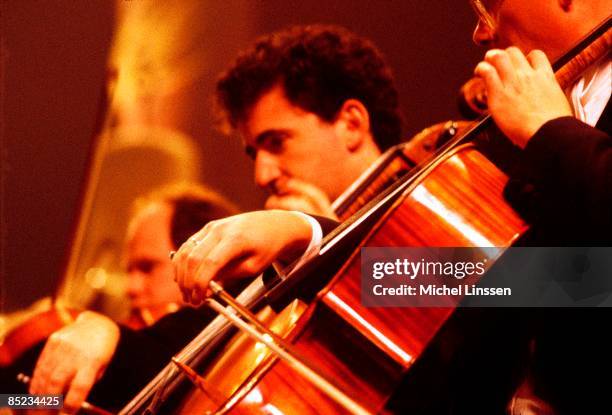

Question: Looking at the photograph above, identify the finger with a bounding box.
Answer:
[474,61,503,97]
[284,179,331,206]
[175,228,218,295]
[33,363,75,397]
[177,226,227,304]
[282,178,322,194]
[174,243,196,303]
[264,194,284,210]
[182,232,219,291]
[63,368,98,414]
[48,365,77,395]
[527,49,553,73]
[484,49,514,84]
[189,287,204,306]
[173,239,192,291]
[30,336,62,394]
[192,243,232,290]
[192,237,255,290]
[505,46,531,71]
[182,289,191,304]
[173,221,215,283]
[267,190,330,214]
[266,195,307,211]
[270,175,290,195]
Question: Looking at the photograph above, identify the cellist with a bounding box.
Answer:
[470,0,611,246]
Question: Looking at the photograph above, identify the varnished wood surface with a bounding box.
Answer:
[319,145,527,370]
[335,121,472,220]
[554,21,610,89]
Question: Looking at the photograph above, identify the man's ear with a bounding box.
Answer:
[334,99,371,152]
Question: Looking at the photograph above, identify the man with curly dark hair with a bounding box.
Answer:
[215,24,403,218]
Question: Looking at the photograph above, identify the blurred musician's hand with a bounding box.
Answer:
[172,210,313,305]
[265,177,338,219]
[474,47,572,148]
[29,311,120,414]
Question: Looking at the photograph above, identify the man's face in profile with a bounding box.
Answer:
[239,84,356,204]
[471,0,572,59]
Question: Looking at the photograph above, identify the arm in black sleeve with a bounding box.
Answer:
[89,306,217,409]
[505,116,612,244]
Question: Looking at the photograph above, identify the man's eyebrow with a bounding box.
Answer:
[245,129,290,158]
[254,129,288,146]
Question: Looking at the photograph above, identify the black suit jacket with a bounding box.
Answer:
[506,100,612,245]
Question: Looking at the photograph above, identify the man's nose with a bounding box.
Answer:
[472,21,496,47]
[254,152,281,191]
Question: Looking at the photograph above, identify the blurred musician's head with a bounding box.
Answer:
[470,0,610,60]
[124,183,237,325]
[215,24,403,204]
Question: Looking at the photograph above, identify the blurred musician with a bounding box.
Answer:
[123,184,238,328]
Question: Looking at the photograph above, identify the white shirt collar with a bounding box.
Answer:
[567,58,611,126]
